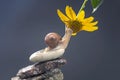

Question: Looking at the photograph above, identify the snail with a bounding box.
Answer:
[29,27,73,62]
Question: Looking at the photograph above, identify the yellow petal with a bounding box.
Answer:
[77,10,85,21]
[70,7,77,20]
[81,26,98,32]
[84,16,94,23]
[85,21,98,27]
[57,9,69,24]
[65,6,76,20]
[90,21,98,26]
[72,33,77,36]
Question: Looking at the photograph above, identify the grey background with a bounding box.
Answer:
[0,0,120,80]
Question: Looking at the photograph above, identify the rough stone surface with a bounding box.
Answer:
[11,58,66,80]
[11,68,63,80]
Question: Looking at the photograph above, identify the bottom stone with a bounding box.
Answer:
[11,68,63,80]
[11,58,66,80]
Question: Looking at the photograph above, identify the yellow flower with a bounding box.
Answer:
[57,5,98,36]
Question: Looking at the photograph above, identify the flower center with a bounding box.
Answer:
[70,21,82,33]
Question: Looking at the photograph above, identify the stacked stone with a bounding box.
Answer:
[11,58,66,80]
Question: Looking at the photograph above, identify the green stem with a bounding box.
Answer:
[77,0,88,16]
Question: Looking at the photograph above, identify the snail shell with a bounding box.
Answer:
[44,32,62,49]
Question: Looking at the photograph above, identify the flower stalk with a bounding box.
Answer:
[77,0,88,16]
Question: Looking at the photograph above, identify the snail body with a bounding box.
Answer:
[29,28,73,63]
[29,45,65,62]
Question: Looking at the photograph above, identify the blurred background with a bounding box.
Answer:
[0,0,120,80]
